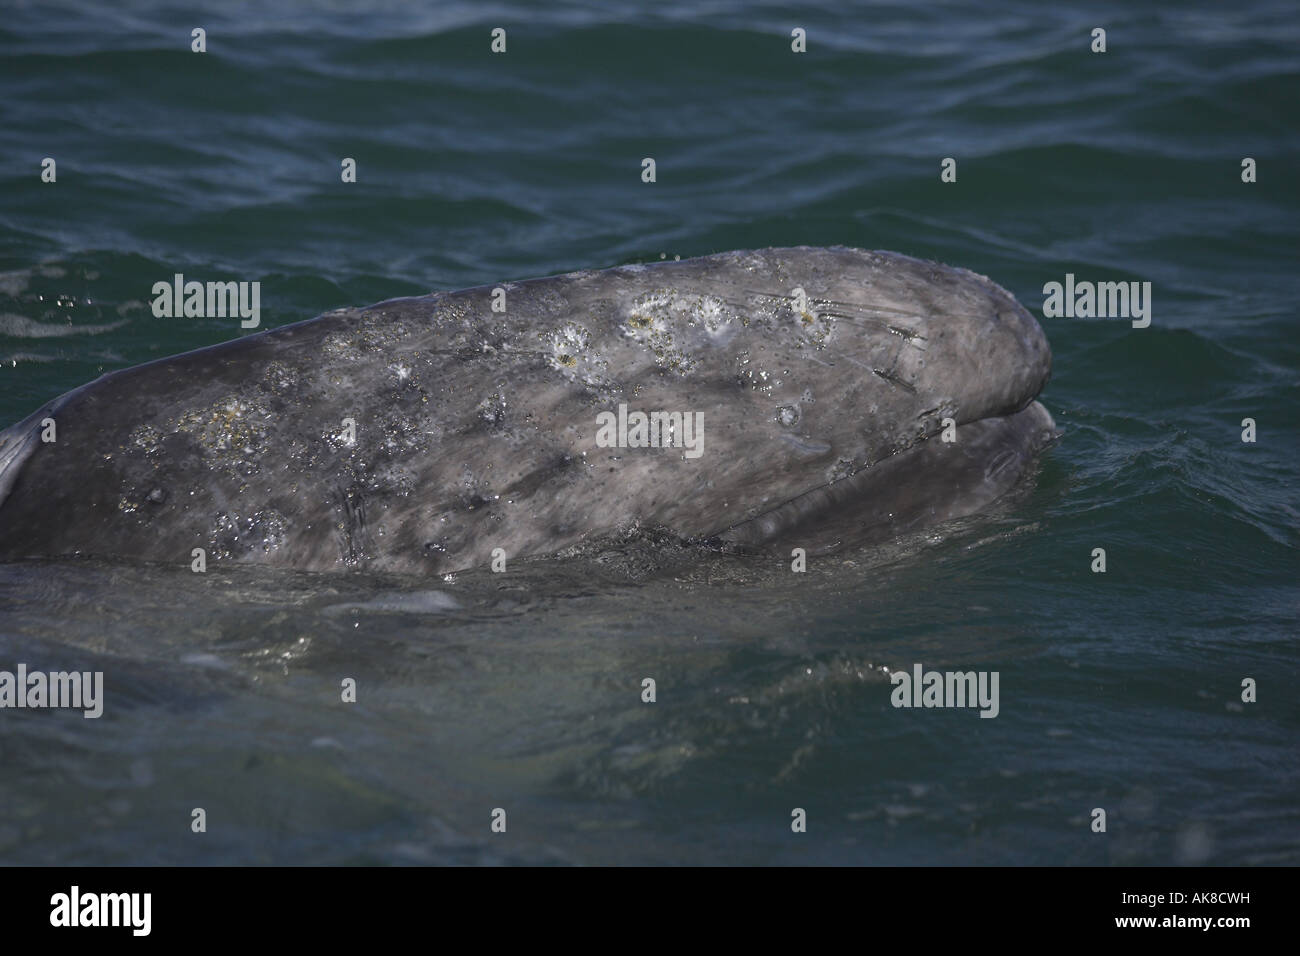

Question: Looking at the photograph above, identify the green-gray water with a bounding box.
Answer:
[0,1,1297,865]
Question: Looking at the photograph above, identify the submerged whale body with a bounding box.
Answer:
[0,247,1055,573]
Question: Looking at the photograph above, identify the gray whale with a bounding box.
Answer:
[0,247,1055,573]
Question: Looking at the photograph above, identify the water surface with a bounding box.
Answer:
[1,0,1297,864]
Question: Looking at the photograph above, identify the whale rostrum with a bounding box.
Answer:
[0,247,1056,573]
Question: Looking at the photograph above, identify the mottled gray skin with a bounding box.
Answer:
[0,247,1054,574]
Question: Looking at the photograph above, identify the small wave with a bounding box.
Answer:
[322,590,462,615]
[0,314,128,339]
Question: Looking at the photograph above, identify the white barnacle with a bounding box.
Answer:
[695,295,725,327]
[545,322,591,371]
[625,292,673,338]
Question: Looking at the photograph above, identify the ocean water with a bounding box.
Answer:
[0,0,1297,865]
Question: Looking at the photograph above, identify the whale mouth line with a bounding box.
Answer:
[715,401,1059,553]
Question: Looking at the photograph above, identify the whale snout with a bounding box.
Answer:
[992,294,1052,415]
